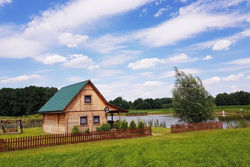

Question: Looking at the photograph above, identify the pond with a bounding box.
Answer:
[108,114,250,129]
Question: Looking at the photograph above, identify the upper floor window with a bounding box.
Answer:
[84,95,91,103]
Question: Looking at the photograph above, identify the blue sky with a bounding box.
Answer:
[0,0,250,100]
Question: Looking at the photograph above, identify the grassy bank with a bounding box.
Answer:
[0,127,45,139]
[129,105,250,115]
[0,127,249,167]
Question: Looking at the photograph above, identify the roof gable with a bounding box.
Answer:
[39,80,89,112]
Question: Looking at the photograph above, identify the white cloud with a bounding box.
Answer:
[0,36,45,59]
[0,0,151,61]
[101,55,133,66]
[203,73,244,86]
[203,55,212,60]
[222,73,244,81]
[39,54,67,65]
[68,76,86,83]
[101,50,140,66]
[128,58,165,70]
[86,34,129,54]
[133,13,247,47]
[58,32,88,48]
[0,74,42,84]
[143,81,163,87]
[212,39,232,50]
[180,0,187,3]
[63,54,99,70]
[95,70,123,78]
[192,28,250,51]
[227,57,250,65]
[0,0,11,7]
[203,77,221,85]
[160,68,201,78]
[154,8,168,17]
[167,53,197,63]
[247,75,250,80]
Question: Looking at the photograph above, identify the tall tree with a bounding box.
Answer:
[172,68,215,123]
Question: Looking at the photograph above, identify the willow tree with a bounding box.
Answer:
[172,68,214,123]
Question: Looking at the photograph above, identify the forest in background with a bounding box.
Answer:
[0,86,58,116]
[0,86,249,116]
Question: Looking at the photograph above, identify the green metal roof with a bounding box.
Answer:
[39,80,89,113]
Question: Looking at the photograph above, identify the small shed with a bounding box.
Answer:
[39,80,128,134]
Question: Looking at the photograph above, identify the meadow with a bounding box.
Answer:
[0,127,249,167]
[129,105,250,115]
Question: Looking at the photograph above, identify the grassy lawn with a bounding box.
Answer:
[0,127,45,139]
[0,114,42,121]
[129,105,250,115]
[0,127,249,167]
[128,108,174,114]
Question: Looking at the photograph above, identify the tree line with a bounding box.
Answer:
[109,97,172,110]
[110,91,250,109]
[0,85,249,116]
[0,86,58,116]
[215,91,250,106]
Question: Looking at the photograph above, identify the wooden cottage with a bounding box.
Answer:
[39,80,128,134]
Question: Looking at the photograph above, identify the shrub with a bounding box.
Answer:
[114,120,122,130]
[129,120,137,129]
[85,128,90,133]
[96,123,111,132]
[121,120,128,129]
[96,127,101,132]
[138,120,145,128]
[238,119,249,128]
[172,67,215,123]
[72,125,81,134]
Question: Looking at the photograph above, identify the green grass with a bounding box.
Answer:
[0,114,42,121]
[214,105,250,114]
[0,127,249,167]
[129,108,174,114]
[0,127,45,139]
[129,105,250,115]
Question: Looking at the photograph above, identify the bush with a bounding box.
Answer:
[173,67,215,123]
[238,119,249,128]
[72,125,81,134]
[85,128,90,133]
[121,120,128,129]
[96,123,111,132]
[138,120,145,128]
[114,120,122,130]
[129,120,137,129]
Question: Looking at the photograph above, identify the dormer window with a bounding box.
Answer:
[84,95,91,103]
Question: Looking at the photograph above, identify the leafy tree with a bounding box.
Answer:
[114,120,122,130]
[172,68,215,123]
[215,91,250,106]
[138,120,145,128]
[121,120,128,129]
[0,86,58,116]
[109,97,129,109]
[129,120,137,129]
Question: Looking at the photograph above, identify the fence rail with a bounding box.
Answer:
[0,127,151,152]
[171,121,223,133]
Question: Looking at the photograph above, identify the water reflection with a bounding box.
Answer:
[108,114,250,129]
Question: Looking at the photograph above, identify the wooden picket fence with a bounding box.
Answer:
[171,121,223,133]
[0,127,151,152]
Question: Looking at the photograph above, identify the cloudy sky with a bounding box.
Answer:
[0,0,250,101]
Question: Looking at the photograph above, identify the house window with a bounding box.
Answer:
[93,116,100,124]
[84,95,91,103]
[80,116,87,125]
